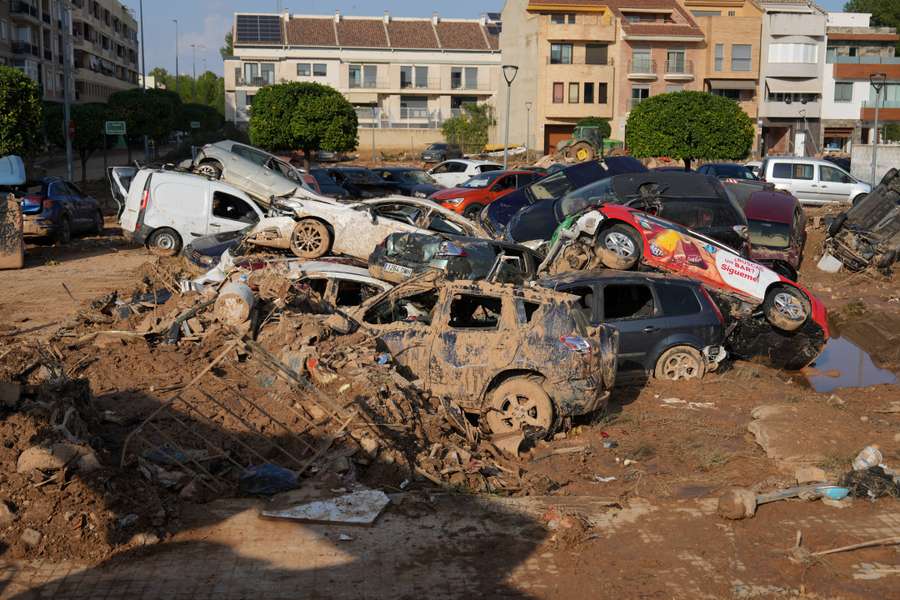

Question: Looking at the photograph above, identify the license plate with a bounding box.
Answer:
[382,262,413,277]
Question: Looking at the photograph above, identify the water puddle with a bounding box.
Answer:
[802,337,898,393]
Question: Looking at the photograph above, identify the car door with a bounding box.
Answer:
[207,188,262,236]
[488,174,518,202]
[777,162,818,204]
[817,164,855,204]
[107,166,137,216]
[598,281,666,373]
[65,182,93,226]
[47,181,77,222]
[436,161,468,188]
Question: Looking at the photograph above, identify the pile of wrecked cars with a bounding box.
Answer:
[110,145,831,436]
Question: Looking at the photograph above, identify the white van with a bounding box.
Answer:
[115,168,264,255]
[759,157,871,206]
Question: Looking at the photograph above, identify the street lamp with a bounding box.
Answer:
[190,44,205,100]
[173,19,179,95]
[502,65,519,170]
[870,72,887,186]
[524,101,533,158]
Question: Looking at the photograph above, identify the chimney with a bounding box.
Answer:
[383,11,391,24]
[334,10,341,23]
[432,12,440,27]
[480,13,488,26]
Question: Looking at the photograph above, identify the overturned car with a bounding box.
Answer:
[824,168,900,273]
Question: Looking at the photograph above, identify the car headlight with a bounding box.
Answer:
[443,198,464,205]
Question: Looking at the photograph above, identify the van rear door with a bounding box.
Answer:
[119,169,151,233]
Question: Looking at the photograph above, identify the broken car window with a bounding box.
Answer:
[449,294,502,329]
[335,280,381,307]
[603,284,655,320]
[656,283,702,317]
[363,290,439,326]
[566,286,595,322]
[426,214,464,235]
[212,192,259,224]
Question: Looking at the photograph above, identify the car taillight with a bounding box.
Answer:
[436,241,466,257]
[560,335,592,354]
[699,287,726,325]
[140,189,150,210]
[41,198,53,211]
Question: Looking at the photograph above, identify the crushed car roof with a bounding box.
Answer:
[609,171,725,199]
[743,191,798,224]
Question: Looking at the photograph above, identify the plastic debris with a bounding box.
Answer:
[239,464,298,496]
[261,489,390,526]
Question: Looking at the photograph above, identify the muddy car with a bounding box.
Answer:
[368,232,540,284]
[824,168,900,273]
[742,190,806,281]
[538,204,829,369]
[329,273,619,436]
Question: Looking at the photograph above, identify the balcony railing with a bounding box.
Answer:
[628,59,657,75]
[449,81,491,91]
[348,79,387,89]
[10,1,39,20]
[863,100,900,109]
[830,55,900,65]
[546,56,614,66]
[665,59,693,75]
[399,77,442,90]
[11,42,40,57]
[237,76,275,87]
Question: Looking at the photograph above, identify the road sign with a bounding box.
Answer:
[190,121,201,130]
[104,121,127,135]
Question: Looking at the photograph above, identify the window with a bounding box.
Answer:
[603,285,655,320]
[400,66,412,88]
[553,82,564,103]
[465,67,478,89]
[666,49,686,73]
[299,277,328,298]
[584,82,594,104]
[232,144,269,166]
[834,82,852,103]
[731,44,752,72]
[820,165,852,184]
[550,43,573,65]
[632,47,652,73]
[297,63,310,76]
[550,13,565,24]
[769,43,817,64]
[586,44,608,65]
[568,13,576,24]
[451,67,463,89]
[598,82,608,104]
[656,284,701,317]
[631,86,649,107]
[260,63,275,85]
[715,44,724,72]
[692,10,721,17]
[772,162,814,180]
[364,290,439,325]
[335,281,382,307]
[400,95,427,118]
[568,82,579,103]
[313,63,327,77]
[449,294,502,329]
[349,64,375,88]
[0,20,8,42]
[211,192,258,224]
[714,88,742,101]
[666,84,684,93]
[415,66,428,88]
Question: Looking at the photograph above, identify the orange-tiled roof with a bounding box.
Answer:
[607,0,703,38]
[435,21,493,50]
[335,19,389,48]
[386,20,440,49]
[285,17,337,47]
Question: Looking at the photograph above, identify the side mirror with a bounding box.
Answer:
[733,225,750,240]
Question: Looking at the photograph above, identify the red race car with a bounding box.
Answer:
[429,170,543,220]
[540,204,828,369]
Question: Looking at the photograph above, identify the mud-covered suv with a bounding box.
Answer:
[329,273,618,436]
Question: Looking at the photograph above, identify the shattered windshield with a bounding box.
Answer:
[400,170,436,185]
[748,220,791,248]
[529,171,577,201]
[558,179,616,217]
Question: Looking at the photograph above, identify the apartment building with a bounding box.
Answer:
[0,0,67,102]
[757,0,827,156]
[225,12,501,148]
[821,12,900,152]
[69,0,140,102]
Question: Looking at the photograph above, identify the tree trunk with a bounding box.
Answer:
[80,151,88,183]
[684,158,693,171]
[304,147,312,171]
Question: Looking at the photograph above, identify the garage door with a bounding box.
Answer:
[544,125,575,156]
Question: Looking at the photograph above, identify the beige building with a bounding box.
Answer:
[225,12,501,150]
[0,0,138,104]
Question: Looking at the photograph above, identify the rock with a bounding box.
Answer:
[860,416,869,423]
[77,450,102,473]
[822,497,853,509]
[894,433,900,443]
[795,466,827,484]
[0,500,17,527]
[331,456,351,473]
[129,532,160,546]
[21,527,42,548]
[359,437,380,456]
[717,488,757,520]
[16,446,66,473]
[51,443,82,465]
[0,382,21,408]
[118,514,139,529]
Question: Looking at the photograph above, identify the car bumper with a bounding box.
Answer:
[703,345,727,372]
[22,215,55,236]
[551,376,610,418]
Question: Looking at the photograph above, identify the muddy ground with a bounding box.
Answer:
[1,194,899,599]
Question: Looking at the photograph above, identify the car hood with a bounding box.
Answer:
[431,186,479,201]
[506,199,559,243]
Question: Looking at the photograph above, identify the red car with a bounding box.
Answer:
[430,170,543,220]
[742,190,806,282]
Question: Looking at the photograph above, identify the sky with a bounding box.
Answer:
[123,0,850,78]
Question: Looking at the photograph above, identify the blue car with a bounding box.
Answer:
[20,177,103,243]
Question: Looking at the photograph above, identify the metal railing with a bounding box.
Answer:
[546,56,613,66]
[665,59,693,75]
[862,100,900,109]
[348,78,387,89]
[11,42,40,56]
[399,77,442,90]
[449,80,491,91]
[831,55,900,65]
[628,59,656,74]
[237,76,275,87]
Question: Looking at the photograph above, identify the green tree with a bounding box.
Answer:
[148,67,225,115]
[625,91,754,170]
[575,117,612,139]
[885,123,900,142]
[441,103,496,154]
[220,31,233,60]
[0,66,43,158]
[108,88,182,161]
[844,0,900,54]
[180,103,224,135]
[249,82,358,167]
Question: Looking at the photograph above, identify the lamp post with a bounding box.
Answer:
[173,19,179,95]
[190,44,205,101]
[502,65,519,170]
[870,72,887,186]
[140,0,149,161]
[524,101,533,158]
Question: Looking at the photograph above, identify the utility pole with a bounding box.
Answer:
[870,72,886,186]
[173,19,179,96]
[140,0,149,162]
[524,101,532,158]
[61,1,74,182]
[191,44,197,101]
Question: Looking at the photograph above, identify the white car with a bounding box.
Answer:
[245,196,488,260]
[758,157,871,205]
[427,159,503,188]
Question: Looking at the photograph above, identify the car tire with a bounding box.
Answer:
[485,377,554,436]
[654,346,705,381]
[851,193,867,207]
[597,224,642,270]
[290,218,331,259]
[56,216,71,244]
[196,161,222,179]
[763,285,810,332]
[827,213,847,237]
[91,210,104,235]
[147,228,182,257]
[463,204,484,220]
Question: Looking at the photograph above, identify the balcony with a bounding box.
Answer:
[10,2,40,24]
[627,59,657,80]
[831,56,900,65]
[449,80,491,92]
[349,79,388,90]
[664,59,694,81]
[43,49,52,60]
[546,56,614,66]
[861,99,900,122]
[11,42,40,57]
[237,76,275,87]
[546,15,615,43]
[399,78,441,91]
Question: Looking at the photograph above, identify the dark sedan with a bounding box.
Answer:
[420,143,463,163]
[325,167,404,199]
[375,167,443,198]
[309,169,351,199]
[480,157,647,239]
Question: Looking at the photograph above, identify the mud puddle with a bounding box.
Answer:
[802,337,898,393]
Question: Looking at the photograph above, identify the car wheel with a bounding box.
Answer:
[91,210,104,235]
[147,228,182,256]
[763,285,810,332]
[597,224,642,270]
[654,346,705,381]
[485,377,554,436]
[290,219,331,259]
[463,204,484,220]
[851,193,867,207]
[827,213,847,237]
[56,216,71,244]
[196,161,222,179]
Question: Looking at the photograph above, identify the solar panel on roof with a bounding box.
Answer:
[236,15,282,43]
